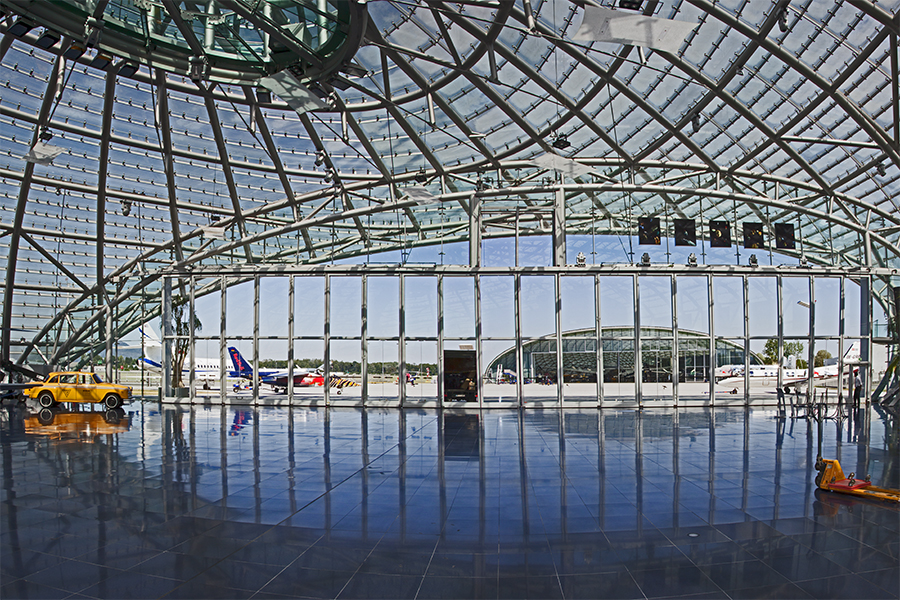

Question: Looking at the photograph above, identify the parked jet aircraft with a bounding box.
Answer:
[716,342,860,390]
[135,324,223,381]
[227,347,324,390]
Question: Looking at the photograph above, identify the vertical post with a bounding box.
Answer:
[475,274,483,408]
[162,277,173,398]
[361,274,368,404]
[595,274,604,407]
[838,276,845,402]
[437,275,444,406]
[324,274,331,405]
[220,276,226,403]
[708,274,715,405]
[554,186,566,267]
[860,275,872,403]
[776,274,784,393]
[399,275,406,406]
[556,273,564,404]
[252,275,260,404]
[189,274,196,400]
[515,273,524,407]
[634,274,642,407]
[288,275,295,401]
[469,192,481,268]
[743,275,750,402]
[671,274,678,406]
[105,303,114,383]
[807,277,816,401]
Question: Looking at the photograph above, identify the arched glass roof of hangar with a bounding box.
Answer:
[0,0,899,365]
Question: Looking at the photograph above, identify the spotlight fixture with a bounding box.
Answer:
[39,128,53,142]
[876,164,886,176]
[115,61,139,78]
[8,18,35,38]
[121,199,132,217]
[323,169,333,183]
[63,42,86,60]
[189,55,209,81]
[778,6,789,33]
[89,53,112,70]
[255,86,272,104]
[749,254,758,267]
[552,134,571,150]
[576,252,586,267]
[314,151,325,167]
[414,169,428,183]
[799,256,808,266]
[35,30,60,49]
[640,252,651,266]
[618,0,643,9]
[687,252,698,267]
[692,113,701,134]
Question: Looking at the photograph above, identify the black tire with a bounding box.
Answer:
[815,472,823,487]
[103,394,121,409]
[37,408,55,425]
[38,392,55,408]
[104,409,122,424]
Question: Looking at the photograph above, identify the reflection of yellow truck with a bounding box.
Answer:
[25,371,132,409]
[814,457,900,503]
[25,409,131,439]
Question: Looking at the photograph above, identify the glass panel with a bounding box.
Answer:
[368,277,399,339]
[259,277,289,338]
[521,276,555,338]
[676,276,709,334]
[601,338,634,400]
[330,277,361,338]
[226,279,254,339]
[748,277,777,338]
[404,341,438,402]
[844,278,861,337]
[328,340,361,401]
[443,276,474,339]
[600,276,634,328]
[563,336,598,402]
[367,340,398,399]
[482,340,517,403]
[676,334,709,400]
[294,276,325,337]
[523,338,558,403]
[481,276,514,339]
[814,277,840,337]
[641,337,673,402]
[194,279,221,337]
[639,276,673,330]
[561,276,595,335]
[783,277,810,338]
[258,339,289,394]
[713,276,743,338]
[405,277,437,338]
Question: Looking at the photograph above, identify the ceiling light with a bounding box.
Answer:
[876,164,886,176]
[687,253,698,267]
[778,6,789,33]
[314,151,325,167]
[189,55,208,81]
[89,53,112,70]
[39,129,53,142]
[692,114,701,134]
[35,30,60,49]
[255,86,272,104]
[414,169,428,183]
[749,254,758,267]
[618,0,643,9]
[640,252,651,266]
[552,134,570,149]
[8,18,35,38]
[63,43,86,60]
[116,61,139,78]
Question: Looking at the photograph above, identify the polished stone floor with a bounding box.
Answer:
[1,401,897,599]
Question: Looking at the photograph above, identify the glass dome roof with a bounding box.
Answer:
[1,0,898,367]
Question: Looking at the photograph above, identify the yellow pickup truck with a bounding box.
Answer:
[26,371,132,409]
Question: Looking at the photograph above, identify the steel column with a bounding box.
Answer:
[555,273,564,404]
[220,276,227,403]
[475,274,484,408]
[437,275,444,406]
[777,275,784,393]
[515,273,524,407]
[807,277,816,400]
[399,275,406,405]
[189,275,196,400]
[595,274,604,407]
[288,275,295,400]
[470,193,481,268]
[361,274,368,403]
[635,274,642,406]
[671,274,678,406]
[162,277,173,398]
[743,275,750,401]
[708,275,715,404]
[252,275,260,404]
[554,186,566,267]
[324,274,331,405]
[861,275,872,403]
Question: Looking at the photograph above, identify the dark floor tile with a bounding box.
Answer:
[78,572,181,599]
[793,573,898,599]
[160,582,253,599]
[856,568,900,596]
[357,549,433,576]
[699,559,791,591]
[337,573,421,599]
[260,566,353,598]
[629,564,723,598]
[0,548,69,579]
[415,576,499,600]
[426,552,496,578]
[557,572,644,599]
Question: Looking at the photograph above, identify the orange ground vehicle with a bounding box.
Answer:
[814,457,900,503]
[25,371,132,409]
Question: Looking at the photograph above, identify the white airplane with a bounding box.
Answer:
[716,343,860,390]
[131,324,223,381]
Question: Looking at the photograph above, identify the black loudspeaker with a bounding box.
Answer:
[638,217,661,245]
[775,222,795,249]
[709,220,731,248]
[674,219,696,246]
[743,222,764,249]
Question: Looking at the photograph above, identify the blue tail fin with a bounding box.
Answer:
[228,347,252,377]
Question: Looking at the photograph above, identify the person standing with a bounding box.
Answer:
[853,369,862,403]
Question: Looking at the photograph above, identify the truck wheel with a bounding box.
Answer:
[38,392,55,408]
[104,394,121,409]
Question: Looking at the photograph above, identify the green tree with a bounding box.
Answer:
[814,349,832,368]
[762,339,804,365]
[171,295,202,388]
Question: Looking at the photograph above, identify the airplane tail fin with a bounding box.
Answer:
[139,323,162,348]
[228,347,253,377]
[843,341,861,363]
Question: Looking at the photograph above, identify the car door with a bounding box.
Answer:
[75,373,98,403]
[56,374,77,402]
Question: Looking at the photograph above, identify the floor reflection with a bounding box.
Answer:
[1,401,897,599]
